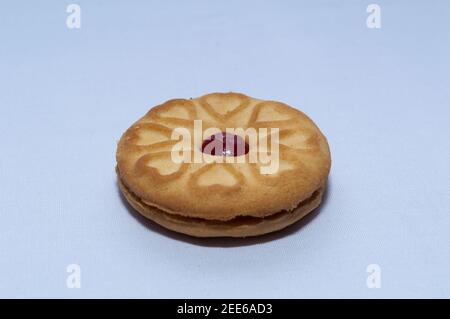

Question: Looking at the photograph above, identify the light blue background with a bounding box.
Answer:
[0,0,449,298]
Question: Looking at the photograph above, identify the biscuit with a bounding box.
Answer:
[116,93,331,237]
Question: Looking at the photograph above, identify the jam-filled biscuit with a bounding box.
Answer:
[116,93,331,237]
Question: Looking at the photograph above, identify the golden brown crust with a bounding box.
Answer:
[118,176,325,238]
[116,92,331,221]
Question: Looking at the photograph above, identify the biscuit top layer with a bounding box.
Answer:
[116,92,331,220]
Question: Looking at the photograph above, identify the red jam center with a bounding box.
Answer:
[201,132,249,156]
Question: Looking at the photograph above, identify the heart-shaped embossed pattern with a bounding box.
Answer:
[188,164,244,194]
[199,92,250,121]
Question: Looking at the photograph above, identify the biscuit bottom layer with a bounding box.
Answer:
[118,178,324,238]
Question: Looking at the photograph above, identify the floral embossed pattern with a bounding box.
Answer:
[116,93,331,237]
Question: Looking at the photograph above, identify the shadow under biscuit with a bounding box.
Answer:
[117,177,331,248]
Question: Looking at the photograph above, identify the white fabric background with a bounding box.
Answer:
[0,0,449,298]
